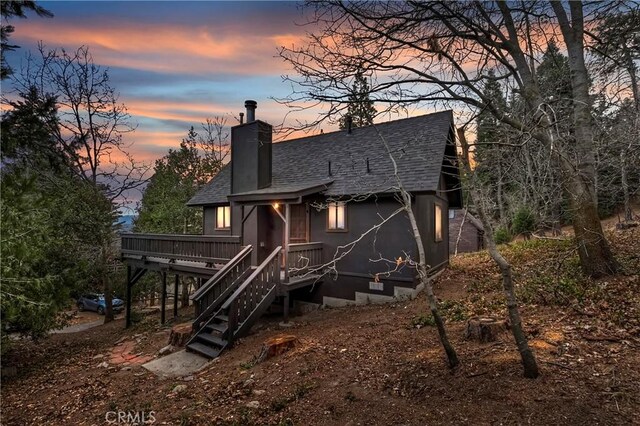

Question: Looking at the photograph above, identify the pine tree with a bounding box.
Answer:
[339,72,376,129]
[474,70,510,225]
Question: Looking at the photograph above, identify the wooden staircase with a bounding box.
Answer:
[186,245,281,359]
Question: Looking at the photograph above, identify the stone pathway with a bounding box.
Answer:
[109,340,154,366]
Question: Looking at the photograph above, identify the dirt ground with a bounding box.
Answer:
[2,228,639,425]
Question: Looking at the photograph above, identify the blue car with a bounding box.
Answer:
[77,293,124,315]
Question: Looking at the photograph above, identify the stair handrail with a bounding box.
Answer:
[221,246,281,311]
[191,245,253,302]
[223,246,281,340]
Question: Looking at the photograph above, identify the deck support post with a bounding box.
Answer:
[283,292,290,323]
[272,203,291,283]
[125,265,132,328]
[161,272,167,324]
[173,274,179,318]
[284,203,290,283]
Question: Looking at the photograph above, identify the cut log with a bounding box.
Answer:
[168,322,193,347]
[464,317,506,343]
[255,335,299,364]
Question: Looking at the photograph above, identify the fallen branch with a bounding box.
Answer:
[542,360,572,370]
[583,334,621,343]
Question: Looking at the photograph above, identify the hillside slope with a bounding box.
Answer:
[2,227,639,425]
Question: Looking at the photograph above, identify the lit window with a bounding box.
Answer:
[434,204,443,242]
[216,205,231,229]
[327,202,346,230]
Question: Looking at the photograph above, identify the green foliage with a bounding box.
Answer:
[439,300,468,322]
[519,275,584,306]
[135,127,222,234]
[1,85,116,348]
[410,301,468,329]
[410,314,435,328]
[0,168,113,344]
[493,227,512,245]
[511,207,536,237]
[338,71,376,129]
[1,1,53,79]
[537,40,573,107]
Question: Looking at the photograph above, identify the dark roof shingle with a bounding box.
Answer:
[188,110,454,206]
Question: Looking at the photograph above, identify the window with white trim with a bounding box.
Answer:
[327,202,346,230]
[434,204,443,242]
[215,205,231,230]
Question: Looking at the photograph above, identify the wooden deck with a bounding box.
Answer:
[122,255,223,279]
[121,233,325,286]
[280,270,322,292]
[120,233,325,328]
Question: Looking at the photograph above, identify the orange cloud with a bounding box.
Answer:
[18,21,305,76]
[125,99,231,124]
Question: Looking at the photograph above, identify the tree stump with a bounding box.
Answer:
[168,322,193,347]
[255,335,299,364]
[464,317,506,343]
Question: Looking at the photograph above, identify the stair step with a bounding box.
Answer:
[205,323,227,334]
[197,333,227,348]
[187,342,221,359]
[215,314,229,322]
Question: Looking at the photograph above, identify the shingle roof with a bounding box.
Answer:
[187,110,455,206]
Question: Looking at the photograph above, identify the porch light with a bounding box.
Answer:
[273,202,280,209]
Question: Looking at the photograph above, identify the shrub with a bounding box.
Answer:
[512,207,536,238]
[410,314,435,328]
[494,227,512,244]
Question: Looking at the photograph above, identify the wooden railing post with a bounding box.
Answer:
[160,272,167,324]
[125,265,132,329]
[228,300,238,343]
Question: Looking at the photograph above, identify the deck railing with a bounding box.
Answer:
[224,246,281,343]
[287,242,324,278]
[121,233,242,264]
[190,245,253,332]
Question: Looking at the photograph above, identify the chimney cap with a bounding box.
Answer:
[245,100,257,108]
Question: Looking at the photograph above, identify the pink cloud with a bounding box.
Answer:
[18,21,305,76]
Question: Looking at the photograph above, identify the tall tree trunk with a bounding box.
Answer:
[181,277,190,308]
[551,1,618,278]
[101,244,115,323]
[458,128,539,378]
[373,125,459,369]
[524,146,535,205]
[620,151,633,222]
[626,49,640,112]
[454,208,468,257]
[403,190,459,368]
[497,162,506,226]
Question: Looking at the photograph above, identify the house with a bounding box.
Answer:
[448,209,485,254]
[120,100,462,359]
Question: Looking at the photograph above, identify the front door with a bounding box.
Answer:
[289,203,308,243]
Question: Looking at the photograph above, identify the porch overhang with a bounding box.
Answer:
[227,180,334,204]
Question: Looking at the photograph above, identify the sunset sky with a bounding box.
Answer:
[4,1,325,167]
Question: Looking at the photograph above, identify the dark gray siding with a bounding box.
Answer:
[203,190,450,302]
[307,196,415,280]
[414,194,449,270]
